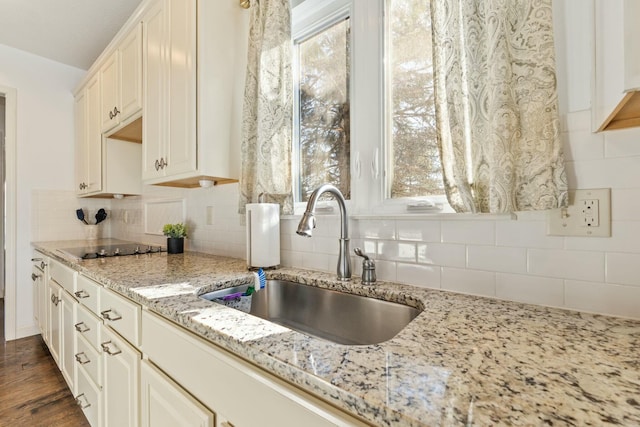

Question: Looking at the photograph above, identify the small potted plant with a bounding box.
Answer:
[163,223,187,254]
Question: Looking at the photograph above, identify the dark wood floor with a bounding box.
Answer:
[0,299,89,426]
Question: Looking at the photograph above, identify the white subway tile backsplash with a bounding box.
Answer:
[611,189,640,221]
[312,236,340,255]
[417,243,466,267]
[374,260,397,282]
[604,127,640,158]
[377,241,417,263]
[605,252,640,286]
[564,221,640,254]
[302,252,331,272]
[396,263,441,289]
[396,220,441,242]
[441,220,495,245]
[565,280,640,318]
[569,157,640,190]
[564,109,591,132]
[496,274,564,307]
[496,220,564,249]
[467,246,527,274]
[357,219,397,240]
[441,267,496,297]
[528,249,605,282]
[562,130,604,161]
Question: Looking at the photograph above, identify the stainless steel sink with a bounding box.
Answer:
[200,280,421,345]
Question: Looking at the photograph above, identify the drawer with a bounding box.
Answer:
[76,333,102,388]
[75,303,102,353]
[100,287,140,346]
[76,366,102,427]
[76,275,101,316]
[49,258,76,294]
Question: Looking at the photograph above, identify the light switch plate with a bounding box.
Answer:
[547,188,611,237]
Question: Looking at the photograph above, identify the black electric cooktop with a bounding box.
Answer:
[58,242,165,260]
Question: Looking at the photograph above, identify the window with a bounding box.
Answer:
[292,0,449,214]
[295,18,351,202]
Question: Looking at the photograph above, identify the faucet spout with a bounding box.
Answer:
[296,184,351,281]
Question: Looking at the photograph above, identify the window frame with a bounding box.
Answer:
[291,0,451,216]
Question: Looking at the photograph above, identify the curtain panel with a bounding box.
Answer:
[431,0,568,213]
[239,0,294,215]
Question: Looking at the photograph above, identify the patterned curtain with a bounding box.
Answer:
[431,0,568,213]
[239,0,294,215]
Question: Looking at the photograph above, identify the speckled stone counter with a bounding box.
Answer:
[33,240,640,426]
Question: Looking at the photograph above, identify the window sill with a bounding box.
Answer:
[281,212,517,221]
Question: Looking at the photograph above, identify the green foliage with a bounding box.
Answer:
[162,223,187,238]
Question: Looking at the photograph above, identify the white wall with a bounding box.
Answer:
[0,43,86,338]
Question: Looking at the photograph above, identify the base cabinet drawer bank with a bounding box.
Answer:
[34,262,370,426]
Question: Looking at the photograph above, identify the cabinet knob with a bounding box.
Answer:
[31,273,40,281]
[160,157,167,169]
[41,261,47,270]
[51,295,60,306]
[154,159,160,171]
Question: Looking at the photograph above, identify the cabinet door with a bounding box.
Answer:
[141,360,214,427]
[85,74,103,194]
[101,326,140,427]
[48,280,62,365]
[31,265,43,332]
[74,90,89,195]
[165,0,197,178]
[120,24,143,121]
[101,51,120,133]
[142,0,167,181]
[61,290,77,394]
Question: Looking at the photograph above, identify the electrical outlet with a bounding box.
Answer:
[581,199,599,227]
[547,188,611,237]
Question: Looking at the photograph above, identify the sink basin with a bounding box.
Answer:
[200,280,421,345]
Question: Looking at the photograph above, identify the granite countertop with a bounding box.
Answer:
[33,240,640,426]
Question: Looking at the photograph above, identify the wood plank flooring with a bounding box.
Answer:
[0,299,89,427]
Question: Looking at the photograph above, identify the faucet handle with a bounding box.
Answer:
[354,248,376,285]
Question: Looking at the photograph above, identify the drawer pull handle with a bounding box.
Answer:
[31,273,40,281]
[101,341,122,356]
[74,352,91,365]
[75,393,91,409]
[100,309,122,321]
[74,290,90,299]
[74,322,90,333]
[41,261,47,269]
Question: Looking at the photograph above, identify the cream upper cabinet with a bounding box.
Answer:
[75,74,103,196]
[141,0,196,182]
[141,0,248,187]
[101,24,143,134]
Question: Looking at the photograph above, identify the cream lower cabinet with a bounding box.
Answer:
[140,360,214,427]
[101,325,140,427]
[61,289,78,393]
[141,311,368,427]
[47,279,62,365]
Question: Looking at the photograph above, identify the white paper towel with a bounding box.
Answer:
[246,203,280,268]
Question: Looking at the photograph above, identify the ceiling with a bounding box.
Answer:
[0,0,143,70]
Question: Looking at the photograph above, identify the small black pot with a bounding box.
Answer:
[167,237,184,254]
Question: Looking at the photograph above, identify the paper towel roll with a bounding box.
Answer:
[246,203,280,268]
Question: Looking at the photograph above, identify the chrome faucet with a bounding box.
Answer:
[296,184,351,281]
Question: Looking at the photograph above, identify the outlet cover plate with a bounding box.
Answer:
[547,188,611,237]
